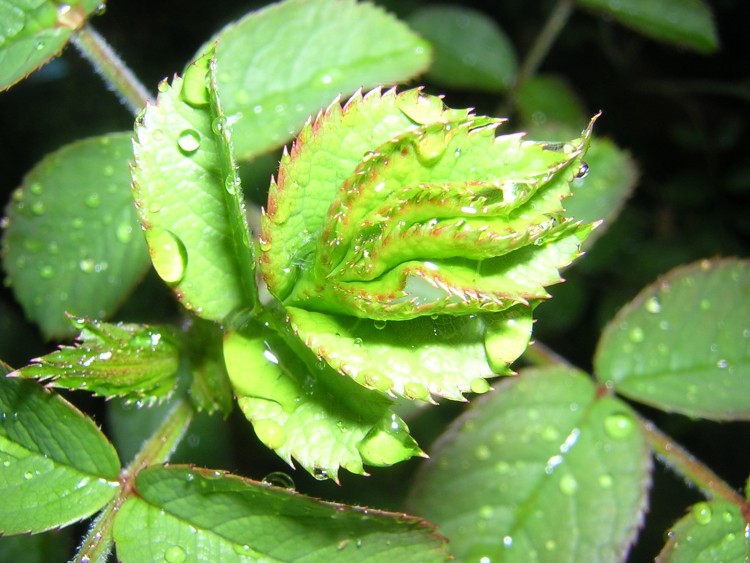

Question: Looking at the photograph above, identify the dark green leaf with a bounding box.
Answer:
[207,0,432,159]
[224,320,422,480]
[658,500,749,562]
[407,5,517,92]
[0,530,70,562]
[11,319,179,404]
[0,0,104,90]
[113,465,449,562]
[185,318,233,416]
[515,75,589,131]
[2,132,150,339]
[595,259,750,420]
[132,51,257,323]
[407,366,651,562]
[0,370,120,534]
[577,0,719,53]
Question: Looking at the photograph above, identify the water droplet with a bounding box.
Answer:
[604,412,634,439]
[177,129,201,154]
[145,229,188,284]
[79,259,95,273]
[475,445,491,460]
[645,295,662,313]
[39,265,55,279]
[224,176,239,195]
[29,182,44,195]
[479,505,494,519]
[628,326,645,342]
[253,419,286,450]
[116,223,134,243]
[722,510,734,523]
[312,467,329,480]
[373,320,387,330]
[262,471,295,489]
[23,471,34,480]
[541,426,559,442]
[85,193,101,208]
[413,130,449,165]
[716,358,728,369]
[163,545,187,563]
[404,382,429,400]
[103,165,115,177]
[502,536,513,548]
[559,474,578,495]
[157,80,169,93]
[692,502,712,525]
[470,378,490,394]
[575,162,589,179]
[31,201,45,215]
[2,460,10,467]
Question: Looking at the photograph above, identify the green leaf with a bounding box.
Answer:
[185,318,233,416]
[0,530,70,562]
[132,51,257,323]
[0,371,120,535]
[0,0,103,90]
[595,259,750,420]
[207,0,432,159]
[407,5,517,93]
[515,75,589,131]
[11,319,179,404]
[407,366,651,562]
[576,0,719,53]
[2,132,150,339]
[224,321,422,480]
[113,465,449,562]
[658,500,749,562]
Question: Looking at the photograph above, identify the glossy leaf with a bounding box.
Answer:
[207,0,432,159]
[113,465,449,562]
[595,259,750,420]
[577,0,718,53]
[0,371,120,535]
[2,132,150,339]
[185,318,233,416]
[657,500,749,562]
[407,366,651,562]
[132,51,257,323]
[260,88,595,398]
[0,0,103,90]
[11,319,179,404]
[407,5,517,92]
[224,322,422,480]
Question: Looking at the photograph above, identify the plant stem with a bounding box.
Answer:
[73,398,194,563]
[638,415,750,513]
[514,0,576,92]
[70,24,151,116]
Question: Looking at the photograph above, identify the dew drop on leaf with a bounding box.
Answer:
[559,473,578,495]
[145,229,188,284]
[645,295,662,313]
[177,129,201,154]
[253,419,286,450]
[373,320,387,330]
[575,161,589,178]
[628,326,645,342]
[475,445,491,460]
[604,412,635,439]
[163,545,187,563]
[116,223,133,243]
[39,265,55,279]
[470,377,490,394]
[692,502,712,525]
[261,471,295,489]
[85,193,101,209]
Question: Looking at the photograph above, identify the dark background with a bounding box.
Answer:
[1,1,748,561]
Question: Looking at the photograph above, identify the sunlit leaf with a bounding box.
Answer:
[595,259,750,420]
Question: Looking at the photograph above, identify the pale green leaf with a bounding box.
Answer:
[577,0,718,53]
[208,0,432,159]
[224,321,422,479]
[595,258,750,420]
[2,132,150,339]
[408,5,517,92]
[407,367,651,562]
[113,465,449,562]
[132,51,257,323]
[11,319,179,404]
[0,0,103,90]
[0,371,120,535]
[657,500,749,562]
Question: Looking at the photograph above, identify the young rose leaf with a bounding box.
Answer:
[595,259,750,420]
[113,465,448,562]
[1,132,150,339]
[185,318,234,416]
[407,5,517,92]
[0,369,120,535]
[224,320,422,480]
[577,0,718,53]
[0,0,103,90]
[132,50,257,323]
[11,318,179,404]
[205,0,432,159]
[260,88,596,398]
[658,500,749,562]
[406,367,651,562]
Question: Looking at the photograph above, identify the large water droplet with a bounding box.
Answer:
[253,419,286,450]
[177,129,201,154]
[145,229,188,284]
[163,545,187,563]
[262,471,295,489]
[692,502,712,525]
[470,378,490,394]
[604,412,634,439]
[414,130,450,165]
[404,382,429,401]
[574,161,589,179]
